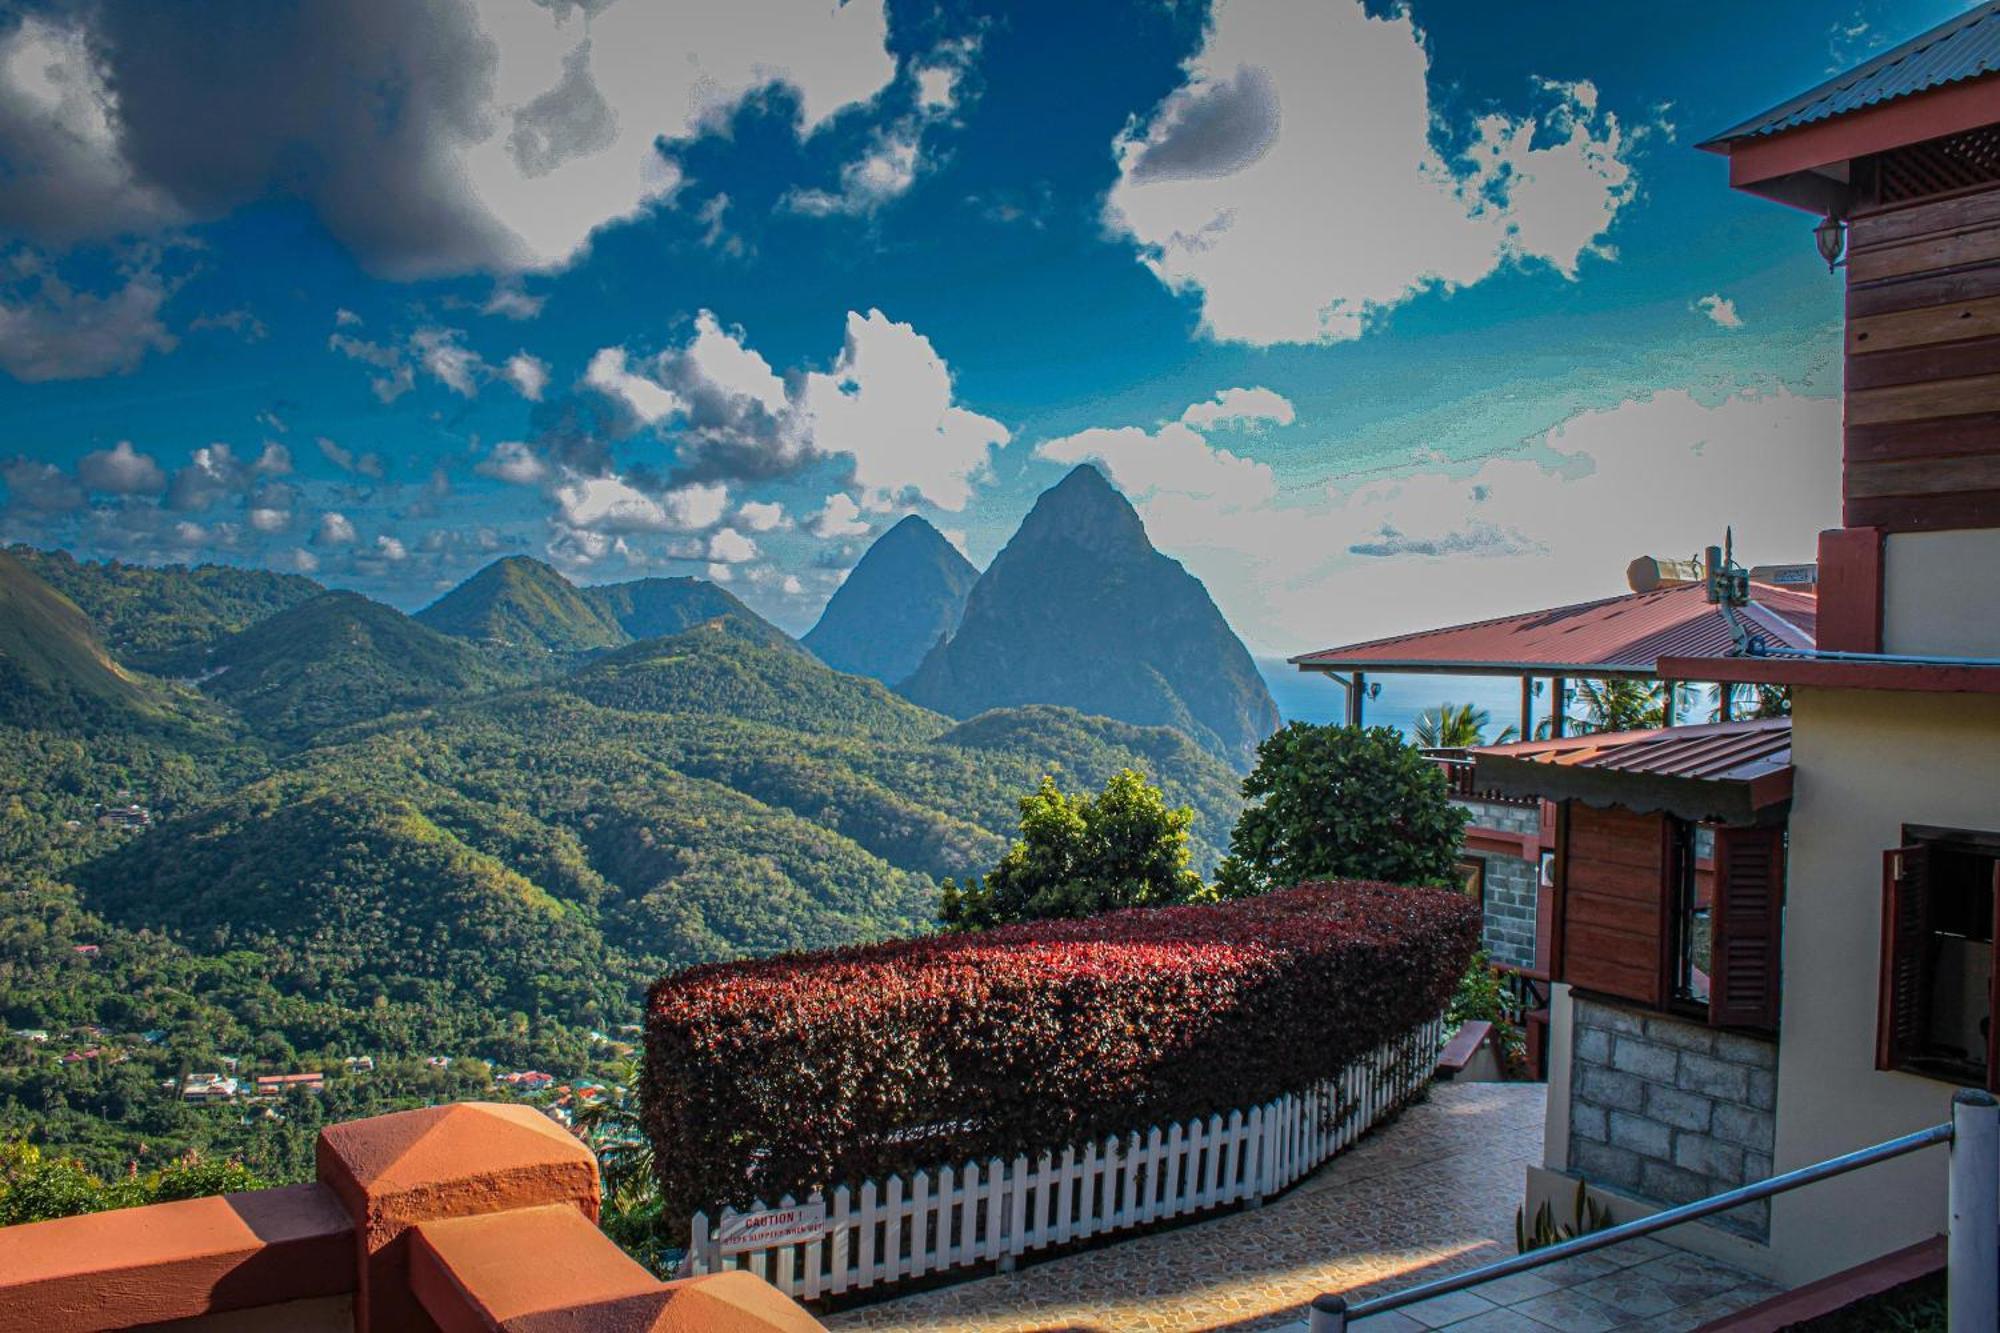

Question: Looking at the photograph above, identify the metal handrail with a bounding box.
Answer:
[1309,1093,1997,1331]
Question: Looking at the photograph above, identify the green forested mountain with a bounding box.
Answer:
[0,545,1243,1180]
[8,547,324,676]
[583,576,787,647]
[415,555,628,659]
[803,515,978,684]
[202,591,515,743]
[902,465,1281,769]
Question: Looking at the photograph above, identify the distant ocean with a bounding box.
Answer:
[1255,658,1538,742]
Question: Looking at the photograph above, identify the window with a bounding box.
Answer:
[1456,858,1486,905]
[1552,800,1784,1030]
[1880,829,2000,1091]
[1669,821,1710,1007]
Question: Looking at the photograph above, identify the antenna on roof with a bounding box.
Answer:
[1705,533,1749,608]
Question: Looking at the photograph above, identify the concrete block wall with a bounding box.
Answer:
[1565,996,1778,1240]
[1456,797,1541,969]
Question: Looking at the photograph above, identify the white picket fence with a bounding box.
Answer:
[679,1014,1447,1301]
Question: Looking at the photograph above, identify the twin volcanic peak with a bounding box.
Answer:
[899,464,1280,770]
[803,514,979,685]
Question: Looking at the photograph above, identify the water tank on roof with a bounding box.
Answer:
[1626,555,1705,593]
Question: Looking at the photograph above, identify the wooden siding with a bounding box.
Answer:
[1556,803,1670,1007]
[1846,186,2000,531]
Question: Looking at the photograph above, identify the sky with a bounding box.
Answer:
[0,0,1970,655]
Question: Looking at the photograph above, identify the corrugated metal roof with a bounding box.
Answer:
[1289,582,1817,677]
[1472,717,1791,785]
[1701,2,2000,148]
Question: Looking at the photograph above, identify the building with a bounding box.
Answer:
[253,1072,326,1096]
[180,1073,239,1103]
[1453,5,2000,1289]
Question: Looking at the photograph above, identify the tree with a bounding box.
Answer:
[939,769,1204,928]
[1570,678,1664,734]
[1216,724,1468,896]
[1710,683,1791,721]
[1414,702,1517,749]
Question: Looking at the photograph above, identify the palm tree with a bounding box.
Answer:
[1569,678,1664,734]
[1708,683,1792,722]
[1414,702,1518,748]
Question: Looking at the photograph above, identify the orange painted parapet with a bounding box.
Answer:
[406,1202,818,1330]
[0,1099,822,1332]
[0,1182,353,1333]
[316,1102,601,1333]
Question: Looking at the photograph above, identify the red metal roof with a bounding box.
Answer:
[1473,717,1791,784]
[1290,582,1816,678]
[1469,718,1794,824]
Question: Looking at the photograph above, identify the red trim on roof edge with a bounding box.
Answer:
[1721,76,2000,197]
[1657,654,2000,694]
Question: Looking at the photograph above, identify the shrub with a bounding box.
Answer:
[1218,724,1468,896]
[940,768,1204,929]
[644,879,1478,1224]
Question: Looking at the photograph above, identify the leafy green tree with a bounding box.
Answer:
[1414,702,1517,748]
[940,769,1204,928]
[1710,683,1791,721]
[1216,724,1468,895]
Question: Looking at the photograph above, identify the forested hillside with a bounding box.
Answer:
[0,549,1241,1181]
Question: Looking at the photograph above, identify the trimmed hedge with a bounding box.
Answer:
[644,880,1478,1223]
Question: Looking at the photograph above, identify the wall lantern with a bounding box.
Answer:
[1814,213,1847,271]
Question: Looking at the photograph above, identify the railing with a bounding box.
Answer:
[682,1015,1447,1302]
[1424,749,1541,807]
[1308,1089,2000,1333]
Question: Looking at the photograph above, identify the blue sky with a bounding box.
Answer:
[0,0,1968,653]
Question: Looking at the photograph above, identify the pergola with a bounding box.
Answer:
[1288,580,1817,737]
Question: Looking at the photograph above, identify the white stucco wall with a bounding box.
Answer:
[1883,529,2000,658]
[1766,685,2000,1284]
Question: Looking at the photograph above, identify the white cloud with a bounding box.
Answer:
[781,39,977,218]
[809,493,871,539]
[4,2,898,278]
[1697,294,1744,329]
[77,441,166,495]
[504,351,550,400]
[482,284,544,320]
[552,474,728,534]
[735,500,791,532]
[411,327,483,396]
[287,547,320,574]
[314,512,357,545]
[586,346,684,425]
[1084,386,1840,653]
[706,561,734,583]
[1039,390,1281,512]
[782,574,804,596]
[706,526,758,563]
[2,458,83,511]
[587,307,1005,509]
[333,308,363,328]
[329,332,415,403]
[477,441,549,487]
[166,443,275,511]
[1104,0,1636,344]
[247,506,289,533]
[374,534,408,562]
[1179,386,1296,430]
[799,310,1009,510]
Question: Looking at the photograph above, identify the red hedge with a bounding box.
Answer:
[643,880,1478,1223]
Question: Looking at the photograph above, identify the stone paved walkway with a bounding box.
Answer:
[827,1083,1782,1333]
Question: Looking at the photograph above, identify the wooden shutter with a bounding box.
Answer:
[1557,804,1672,1006]
[1709,827,1786,1030]
[1877,845,1932,1072]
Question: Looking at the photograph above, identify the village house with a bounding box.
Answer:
[253,1072,326,1097]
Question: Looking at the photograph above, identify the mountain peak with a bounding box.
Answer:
[803,514,980,684]
[900,468,1279,769]
[417,556,627,656]
[1015,463,1151,555]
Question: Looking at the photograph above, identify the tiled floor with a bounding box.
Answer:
[827,1083,1782,1333]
